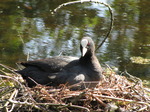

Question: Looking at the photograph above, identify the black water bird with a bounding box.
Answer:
[17,37,103,89]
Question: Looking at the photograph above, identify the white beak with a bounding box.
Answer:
[81,39,88,57]
[82,47,87,57]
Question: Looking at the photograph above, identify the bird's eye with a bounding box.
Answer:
[86,43,90,49]
[87,43,90,46]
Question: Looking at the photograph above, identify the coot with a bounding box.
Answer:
[17,37,103,88]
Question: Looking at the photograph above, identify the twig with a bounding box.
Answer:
[58,103,90,112]
[8,89,18,112]
[124,70,142,83]
[28,77,39,86]
[17,31,30,61]
[71,91,87,104]
[8,99,41,110]
[124,70,145,94]
[138,105,149,111]
[53,0,114,51]
[4,89,18,112]
[91,94,107,107]
[18,31,25,45]
[0,74,24,88]
[105,64,114,73]
[8,99,90,112]
[27,52,30,61]
[0,64,17,74]
[92,94,149,105]
[68,81,100,89]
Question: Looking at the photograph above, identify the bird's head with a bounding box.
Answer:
[80,37,95,57]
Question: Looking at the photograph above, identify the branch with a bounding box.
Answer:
[4,89,18,112]
[0,74,24,88]
[92,94,149,105]
[8,99,41,110]
[8,99,90,112]
[92,94,107,107]
[53,0,114,51]
[0,64,17,74]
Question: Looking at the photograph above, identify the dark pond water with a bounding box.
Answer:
[0,0,150,80]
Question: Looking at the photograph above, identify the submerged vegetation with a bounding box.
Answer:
[0,64,149,112]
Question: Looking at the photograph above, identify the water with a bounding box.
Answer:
[0,0,150,80]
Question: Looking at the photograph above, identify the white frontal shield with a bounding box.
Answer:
[81,39,88,57]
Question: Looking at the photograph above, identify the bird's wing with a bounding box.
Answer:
[18,56,79,72]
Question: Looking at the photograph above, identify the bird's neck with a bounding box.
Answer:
[79,51,94,64]
[80,52,101,68]
[80,53,102,80]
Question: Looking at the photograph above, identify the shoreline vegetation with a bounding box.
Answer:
[0,64,149,112]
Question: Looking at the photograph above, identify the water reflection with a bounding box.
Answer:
[0,0,149,80]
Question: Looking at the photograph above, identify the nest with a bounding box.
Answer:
[0,64,150,112]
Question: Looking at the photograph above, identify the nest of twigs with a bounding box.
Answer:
[0,64,150,112]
